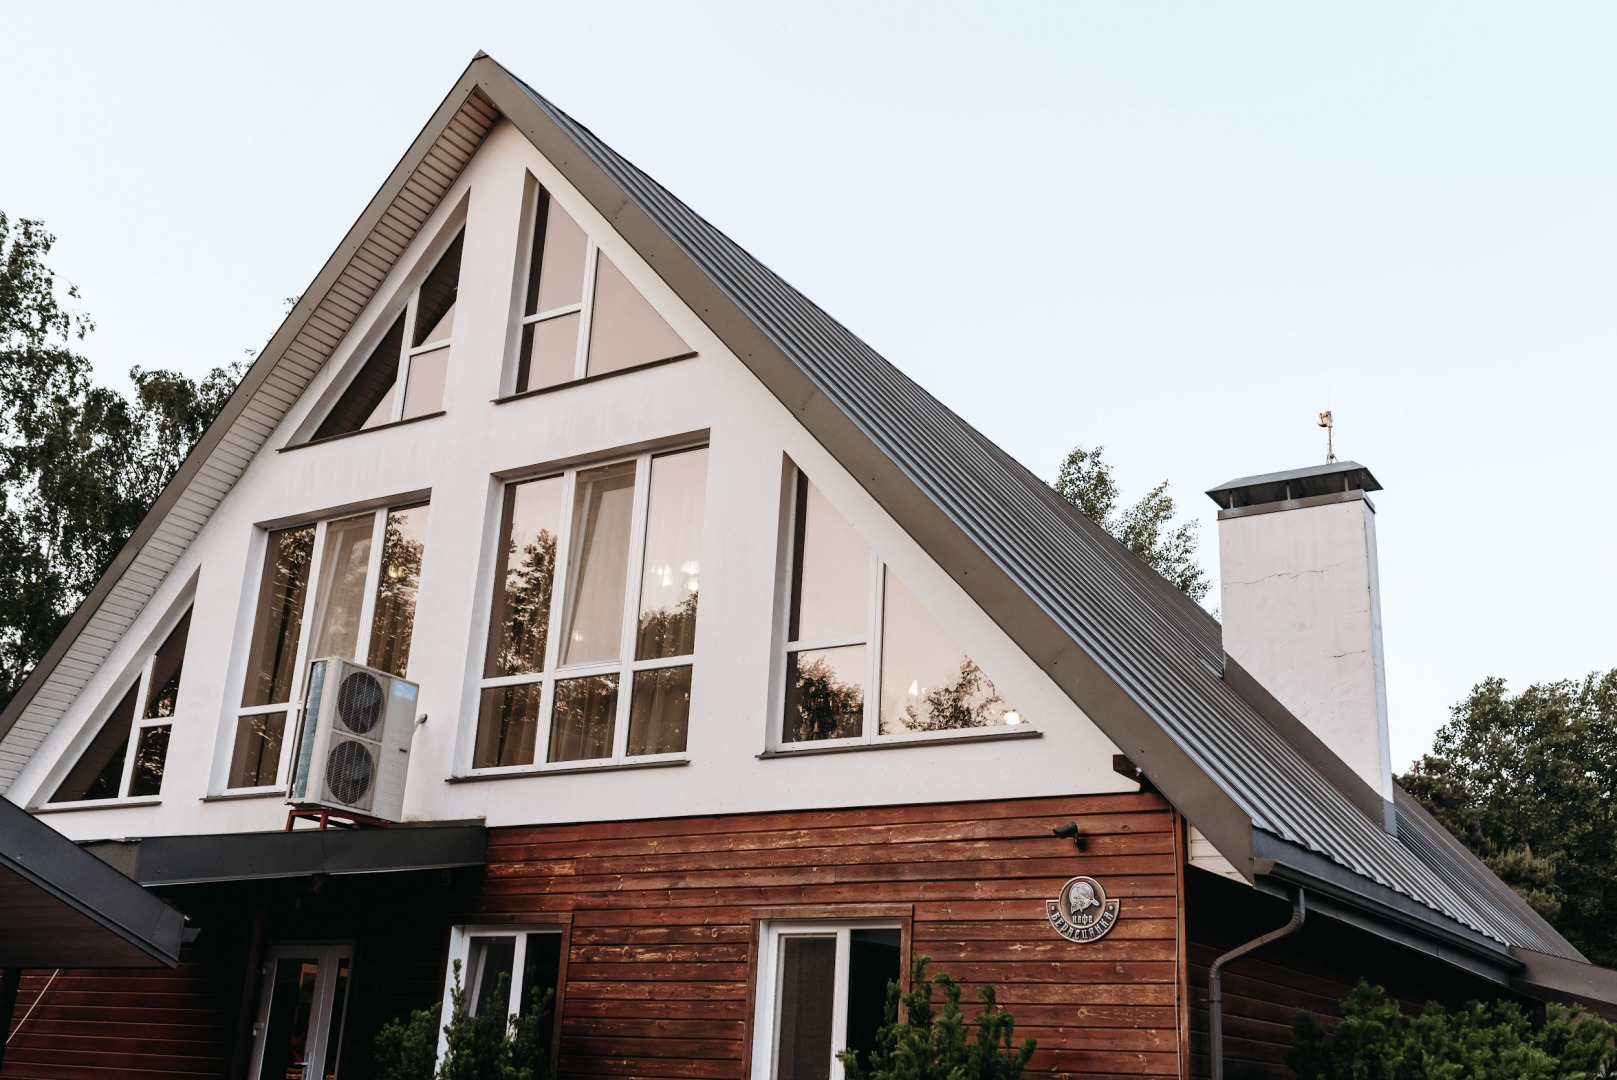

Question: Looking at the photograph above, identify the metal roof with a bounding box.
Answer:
[1207,460,1383,509]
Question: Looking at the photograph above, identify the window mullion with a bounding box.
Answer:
[354,508,389,666]
[393,294,419,424]
[274,520,328,783]
[116,659,157,797]
[508,933,530,1024]
[536,471,578,760]
[829,929,853,1080]
[573,245,599,380]
[612,456,654,761]
[863,555,884,744]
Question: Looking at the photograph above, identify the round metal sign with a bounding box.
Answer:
[1045,875,1121,943]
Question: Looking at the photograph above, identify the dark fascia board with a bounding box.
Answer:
[1253,830,1518,980]
[0,798,183,966]
[1224,655,1393,832]
[0,59,496,745]
[468,58,1260,880]
[133,824,487,886]
[1206,460,1382,509]
[1512,948,1617,1019]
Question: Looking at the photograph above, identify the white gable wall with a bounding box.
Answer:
[13,122,1131,841]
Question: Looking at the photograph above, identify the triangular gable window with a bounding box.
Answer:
[50,608,191,803]
[512,179,692,394]
[313,231,463,440]
[777,468,1025,746]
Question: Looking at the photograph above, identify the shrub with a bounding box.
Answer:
[838,954,1036,1080]
[372,960,556,1080]
[1288,980,1617,1080]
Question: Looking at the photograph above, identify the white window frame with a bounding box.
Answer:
[772,467,1030,751]
[508,176,602,396]
[38,604,192,809]
[226,503,424,793]
[439,924,566,1061]
[469,447,703,775]
[247,940,355,1080]
[750,919,902,1080]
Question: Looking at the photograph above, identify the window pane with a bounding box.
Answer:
[143,610,191,719]
[585,254,690,377]
[521,933,563,1018]
[413,231,463,348]
[789,476,869,643]
[845,929,902,1072]
[310,515,375,665]
[127,724,171,797]
[879,574,1015,734]
[775,936,836,1080]
[627,665,691,756]
[486,477,564,678]
[516,312,580,394]
[401,345,448,418]
[468,936,517,1017]
[560,462,637,666]
[50,684,138,803]
[259,957,321,1080]
[785,647,864,743]
[314,313,404,440]
[242,526,315,707]
[636,448,706,660]
[548,675,618,762]
[229,711,287,788]
[320,957,352,1080]
[474,683,543,769]
[531,193,588,315]
[370,505,430,677]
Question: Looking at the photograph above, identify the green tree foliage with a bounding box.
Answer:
[374,961,555,1080]
[1052,445,1210,603]
[0,214,239,707]
[1287,979,1617,1079]
[1400,672,1617,966]
[840,955,1036,1080]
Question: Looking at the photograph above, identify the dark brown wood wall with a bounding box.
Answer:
[469,792,1183,1080]
[1184,867,1518,1080]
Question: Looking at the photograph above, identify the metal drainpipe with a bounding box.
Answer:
[1209,888,1306,1080]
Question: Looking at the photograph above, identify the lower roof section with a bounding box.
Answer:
[132,822,487,886]
[0,799,183,968]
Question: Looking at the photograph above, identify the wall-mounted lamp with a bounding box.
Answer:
[1051,821,1084,850]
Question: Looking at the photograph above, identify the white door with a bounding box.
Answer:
[248,942,355,1080]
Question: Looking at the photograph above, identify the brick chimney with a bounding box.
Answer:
[1206,462,1394,824]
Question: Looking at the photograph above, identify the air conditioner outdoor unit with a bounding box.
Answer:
[288,657,418,822]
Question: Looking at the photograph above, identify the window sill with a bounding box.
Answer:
[759,726,1041,759]
[447,756,689,782]
[279,410,446,452]
[201,788,287,802]
[492,353,697,405]
[34,795,163,814]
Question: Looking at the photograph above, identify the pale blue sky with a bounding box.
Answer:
[3,3,1613,767]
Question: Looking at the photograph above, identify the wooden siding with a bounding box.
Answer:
[1184,867,1518,1079]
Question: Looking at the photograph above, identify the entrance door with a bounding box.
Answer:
[249,942,354,1080]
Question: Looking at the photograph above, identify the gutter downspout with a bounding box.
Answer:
[1209,888,1306,1080]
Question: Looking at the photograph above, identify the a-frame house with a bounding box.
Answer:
[0,54,1611,1079]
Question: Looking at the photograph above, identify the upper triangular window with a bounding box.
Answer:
[512,178,692,395]
[313,230,463,440]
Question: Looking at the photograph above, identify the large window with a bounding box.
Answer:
[229,504,429,790]
[509,176,693,395]
[440,925,564,1050]
[48,608,191,805]
[779,468,1024,747]
[474,447,707,771]
[313,230,462,440]
[751,921,902,1080]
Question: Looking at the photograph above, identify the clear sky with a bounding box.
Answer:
[3,3,1613,769]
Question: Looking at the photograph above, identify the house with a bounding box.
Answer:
[1,53,1611,1080]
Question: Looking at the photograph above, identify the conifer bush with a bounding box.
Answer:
[371,960,555,1080]
[838,955,1036,1080]
[1287,980,1617,1079]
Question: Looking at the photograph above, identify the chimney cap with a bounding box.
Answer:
[1206,461,1382,510]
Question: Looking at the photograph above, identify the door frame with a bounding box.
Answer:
[246,939,356,1080]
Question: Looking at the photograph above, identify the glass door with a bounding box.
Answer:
[249,942,354,1080]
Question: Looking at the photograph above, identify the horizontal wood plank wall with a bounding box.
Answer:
[0,943,237,1080]
[1184,867,1519,1079]
[464,792,1180,1080]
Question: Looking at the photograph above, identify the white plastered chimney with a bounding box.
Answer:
[1207,462,1394,814]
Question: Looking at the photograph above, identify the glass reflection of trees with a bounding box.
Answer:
[787,656,865,742]
[492,530,558,676]
[369,508,428,677]
[896,659,1007,733]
